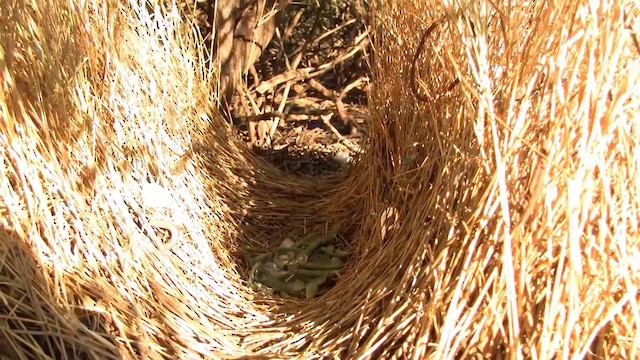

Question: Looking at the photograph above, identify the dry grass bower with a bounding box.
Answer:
[1,0,639,359]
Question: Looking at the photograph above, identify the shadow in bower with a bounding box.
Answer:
[0,226,126,360]
[188,108,370,355]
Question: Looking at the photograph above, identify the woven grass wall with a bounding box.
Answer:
[1,0,638,359]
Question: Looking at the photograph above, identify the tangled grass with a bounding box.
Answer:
[1,0,638,358]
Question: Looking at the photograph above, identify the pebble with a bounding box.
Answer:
[332,151,352,166]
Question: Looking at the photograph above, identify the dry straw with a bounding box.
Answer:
[1,0,638,358]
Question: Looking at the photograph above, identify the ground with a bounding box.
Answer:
[235,98,369,177]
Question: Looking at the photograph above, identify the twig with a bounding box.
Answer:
[268,17,312,141]
[255,31,369,94]
[337,77,368,131]
[270,83,291,138]
[410,16,461,104]
[306,77,365,131]
[307,79,335,98]
[340,76,368,98]
[311,18,357,46]
[411,17,446,102]
[283,8,304,41]
[238,82,262,144]
[255,68,313,94]
[335,98,350,129]
[321,113,360,152]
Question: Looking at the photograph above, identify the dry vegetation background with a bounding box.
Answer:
[1,0,639,359]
